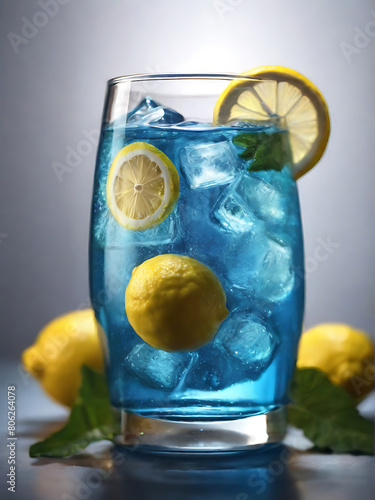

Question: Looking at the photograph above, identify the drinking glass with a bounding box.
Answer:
[89,74,304,451]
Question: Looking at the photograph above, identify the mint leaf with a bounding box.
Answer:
[29,366,120,457]
[288,368,374,455]
[251,133,284,172]
[232,133,260,148]
[239,148,258,160]
[233,131,286,172]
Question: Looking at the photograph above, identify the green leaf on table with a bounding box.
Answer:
[29,366,120,458]
[233,131,286,172]
[288,368,374,455]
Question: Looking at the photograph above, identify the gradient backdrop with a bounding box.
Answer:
[0,0,374,357]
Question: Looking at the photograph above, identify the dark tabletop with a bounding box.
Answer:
[0,360,373,500]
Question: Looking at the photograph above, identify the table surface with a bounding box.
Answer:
[0,360,373,500]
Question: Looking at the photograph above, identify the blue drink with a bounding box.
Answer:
[89,72,309,451]
[90,101,304,420]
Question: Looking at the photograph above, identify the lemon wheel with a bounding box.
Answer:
[213,66,330,179]
[106,142,180,231]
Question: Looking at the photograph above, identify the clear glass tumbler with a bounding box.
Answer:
[89,74,304,451]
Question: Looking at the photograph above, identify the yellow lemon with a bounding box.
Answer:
[106,142,180,231]
[125,254,229,352]
[22,309,103,407]
[213,66,330,179]
[297,323,374,399]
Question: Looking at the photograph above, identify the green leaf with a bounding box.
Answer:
[250,133,285,172]
[239,148,258,160]
[29,366,120,457]
[288,368,374,454]
[232,131,286,172]
[232,133,260,148]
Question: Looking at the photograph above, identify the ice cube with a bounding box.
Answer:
[179,137,241,189]
[133,212,179,246]
[183,346,235,391]
[254,233,295,302]
[211,185,257,233]
[94,212,179,249]
[227,228,295,302]
[123,343,191,391]
[127,97,184,125]
[215,311,279,379]
[212,171,289,232]
[252,165,295,194]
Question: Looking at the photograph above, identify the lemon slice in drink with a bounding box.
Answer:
[213,66,330,179]
[106,142,180,231]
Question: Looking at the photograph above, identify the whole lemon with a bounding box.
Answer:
[297,323,374,399]
[22,309,103,407]
[125,254,229,352]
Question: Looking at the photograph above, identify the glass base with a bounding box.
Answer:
[118,406,286,452]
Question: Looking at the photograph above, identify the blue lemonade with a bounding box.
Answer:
[89,99,304,420]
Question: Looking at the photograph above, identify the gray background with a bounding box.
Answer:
[0,0,374,358]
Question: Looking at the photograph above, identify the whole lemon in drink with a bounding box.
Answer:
[22,309,103,407]
[297,323,374,399]
[125,254,229,352]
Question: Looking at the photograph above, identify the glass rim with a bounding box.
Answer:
[108,73,264,86]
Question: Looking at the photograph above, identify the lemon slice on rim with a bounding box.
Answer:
[106,142,180,231]
[213,66,330,179]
